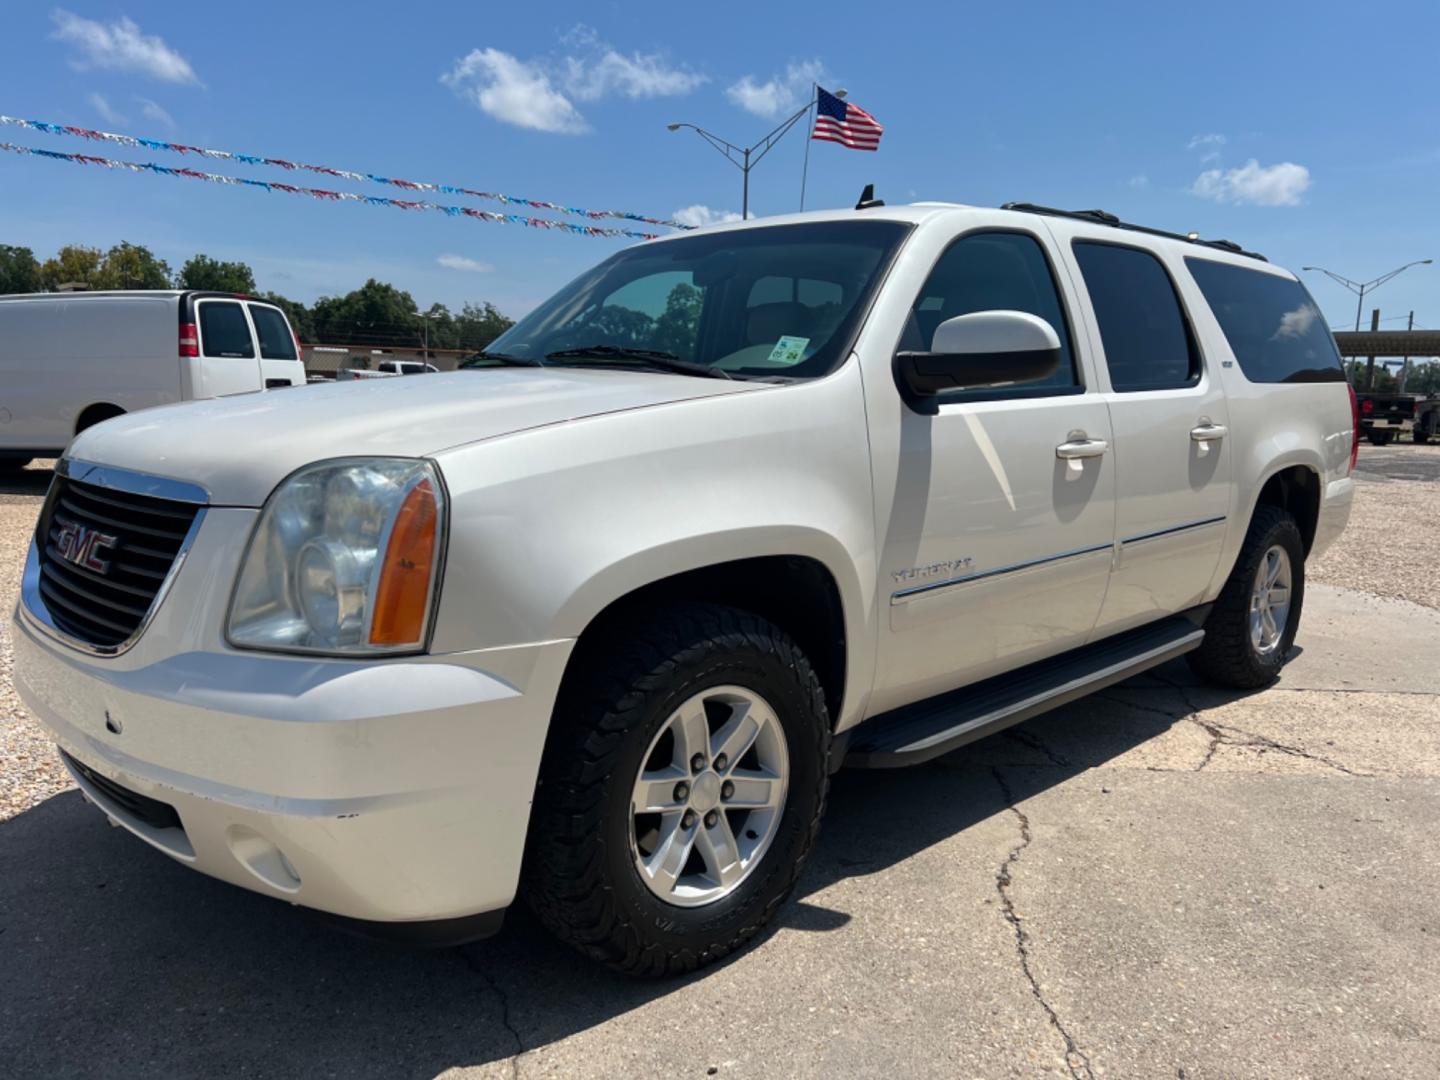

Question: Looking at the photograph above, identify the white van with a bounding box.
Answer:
[0,290,306,469]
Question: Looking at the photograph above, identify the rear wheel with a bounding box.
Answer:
[1416,416,1434,445]
[1367,429,1394,446]
[1188,505,1305,689]
[525,604,830,976]
[0,458,32,472]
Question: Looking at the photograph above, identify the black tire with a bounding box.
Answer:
[1366,429,1393,446]
[524,604,830,976]
[1188,505,1305,689]
[1416,419,1434,445]
[0,458,32,472]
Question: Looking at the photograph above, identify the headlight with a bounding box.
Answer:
[227,458,445,655]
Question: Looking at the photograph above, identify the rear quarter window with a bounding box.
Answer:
[248,304,298,361]
[1184,258,1345,383]
[198,301,255,359]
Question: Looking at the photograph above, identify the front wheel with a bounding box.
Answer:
[1188,505,1305,689]
[525,604,830,976]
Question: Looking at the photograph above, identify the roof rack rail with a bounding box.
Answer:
[1000,202,1268,262]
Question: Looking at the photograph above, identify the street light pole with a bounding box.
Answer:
[1302,259,1433,332]
[412,309,440,356]
[1302,259,1432,390]
[668,89,845,220]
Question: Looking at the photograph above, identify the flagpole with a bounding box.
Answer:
[799,84,817,211]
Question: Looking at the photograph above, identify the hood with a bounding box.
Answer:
[68,368,761,506]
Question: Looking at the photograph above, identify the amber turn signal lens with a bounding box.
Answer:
[369,479,438,646]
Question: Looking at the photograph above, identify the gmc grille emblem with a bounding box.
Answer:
[53,517,119,574]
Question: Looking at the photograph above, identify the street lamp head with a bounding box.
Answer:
[1422,259,1434,265]
[834,88,848,98]
[666,123,682,132]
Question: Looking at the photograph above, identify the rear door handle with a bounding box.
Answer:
[1055,438,1108,460]
[1190,423,1228,441]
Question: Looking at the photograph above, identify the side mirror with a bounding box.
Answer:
[896,310,1061,397]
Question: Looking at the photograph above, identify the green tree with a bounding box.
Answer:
[311,278,422,345]
[0,245,43,294]
[456,301,514,351]
[178,253,257,294]
[40,244,104,290]
[95,242,172,290]
[651,282,703,359]
[258,291,315,342]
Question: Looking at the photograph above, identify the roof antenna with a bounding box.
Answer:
[855,183,885,210]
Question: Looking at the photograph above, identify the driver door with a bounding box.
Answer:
[868,228,1117,712]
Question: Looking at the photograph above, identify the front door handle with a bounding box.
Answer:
[1190,422,1228,442]
[1055,438,1108,460]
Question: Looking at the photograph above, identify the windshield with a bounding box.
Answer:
[481,220,912,380]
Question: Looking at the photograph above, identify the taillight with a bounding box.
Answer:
[293,330,304,362]
[1348,384,1360,474]
[179,322,199,358]
[1360,398,1373,414]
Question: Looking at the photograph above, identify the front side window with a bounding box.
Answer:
[1073,242,1198,392]
[249,304,298,361]
[903,231,1078,395]
[1184,258,1345,383]
[198,301,255,359]
[475,221,912,380]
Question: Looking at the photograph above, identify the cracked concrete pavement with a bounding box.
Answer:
[2,448,1439,1078]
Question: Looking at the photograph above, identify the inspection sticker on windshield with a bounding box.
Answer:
[767,335,810,365]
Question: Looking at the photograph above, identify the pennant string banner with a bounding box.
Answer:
[0,114,689,231]
[0,142,663,240]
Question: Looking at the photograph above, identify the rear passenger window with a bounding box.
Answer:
[1184,258,1345,383]
[248,305,298,361]
[1073,242,1198,392]
[904,231,1078,395]
[198,302,255,359]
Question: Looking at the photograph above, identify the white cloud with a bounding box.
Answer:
[1187,133,1226,151]
[560,25,705,101]
[1187,132,1227,163]
[1272,303,1320,340]
[436,254,495,273]
[51,10,201,85]
[86,92,125,126]
[1128,173,1150,189]
[673,204,743,228]
[442,48,588,134]
[135,97,175,129]
[726,59,826,119]
[1191,159,1311,206]
[443,29,702,135]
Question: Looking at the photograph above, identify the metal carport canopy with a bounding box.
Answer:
[1332,330,1440,357]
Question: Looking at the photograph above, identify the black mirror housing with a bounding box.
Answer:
[897,347,1060,396]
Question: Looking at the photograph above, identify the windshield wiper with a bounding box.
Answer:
[459,350,545,369]
[544,344,731,380]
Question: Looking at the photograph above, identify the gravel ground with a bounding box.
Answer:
[0,461,65,820]
[1310,442,1440,609]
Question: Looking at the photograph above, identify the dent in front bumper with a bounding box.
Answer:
[11,608,573,924]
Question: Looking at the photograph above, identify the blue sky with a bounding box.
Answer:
[2,0,1438,332]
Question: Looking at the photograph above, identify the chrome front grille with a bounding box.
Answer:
[26,463,206,653]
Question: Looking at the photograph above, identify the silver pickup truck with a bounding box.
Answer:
[12,201,1356,975]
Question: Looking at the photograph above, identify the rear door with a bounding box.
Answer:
[1052,228,1234,635]
[246,302,305,388]
[194,298,263,397]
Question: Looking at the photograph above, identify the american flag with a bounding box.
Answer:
[811,87,884,151]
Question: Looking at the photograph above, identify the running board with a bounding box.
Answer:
[844,613,1207,769]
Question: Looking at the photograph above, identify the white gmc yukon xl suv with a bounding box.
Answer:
[12,201,1356,975]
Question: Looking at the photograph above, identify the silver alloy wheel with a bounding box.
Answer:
[1249,544,1293,655]
[629,685,790,908]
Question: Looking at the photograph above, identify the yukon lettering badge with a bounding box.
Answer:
[53,516,119,574]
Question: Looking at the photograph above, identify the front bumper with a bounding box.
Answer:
[12,606,573,926]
